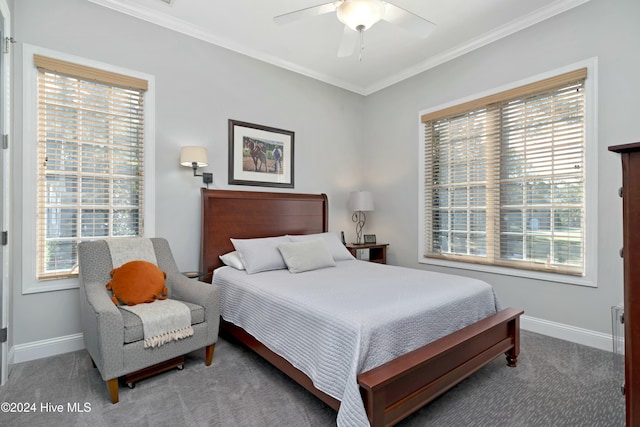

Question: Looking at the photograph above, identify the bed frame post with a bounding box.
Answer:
[362,389,386,427]
[505,314,520,367]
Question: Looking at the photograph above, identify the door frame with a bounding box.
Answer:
[0,0,11,386]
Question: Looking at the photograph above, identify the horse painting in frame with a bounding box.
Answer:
[228,119,295,188]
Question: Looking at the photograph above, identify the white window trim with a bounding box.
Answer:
[418,58,598,287]
[22,44,156,294]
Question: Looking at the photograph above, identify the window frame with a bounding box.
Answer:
[418,59,598,287]
[22,44,156,294]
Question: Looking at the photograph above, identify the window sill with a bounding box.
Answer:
[22,277,79,294]
[418,256,596,288]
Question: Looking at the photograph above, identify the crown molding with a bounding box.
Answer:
[89,0,591,96]
[88,0,366,94]
[364,0,591,94]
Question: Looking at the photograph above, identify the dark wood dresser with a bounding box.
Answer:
[609,142,640,426]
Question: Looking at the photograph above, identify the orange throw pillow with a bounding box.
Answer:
[106,260,169,306]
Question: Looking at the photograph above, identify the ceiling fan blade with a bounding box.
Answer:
[382,2,436,39]
[337,25,358,58]
[273,2,337,26]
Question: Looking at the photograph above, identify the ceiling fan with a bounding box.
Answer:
[274,0,436,60]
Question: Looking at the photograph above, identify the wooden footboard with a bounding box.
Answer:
[221,308,522,427]
[358,307,522,427]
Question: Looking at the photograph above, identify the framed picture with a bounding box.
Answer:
[364,234,377,244]
[228,119,294,188]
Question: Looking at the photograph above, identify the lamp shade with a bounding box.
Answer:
[180,146,208,168]
[337,0,385,32]
[348,190,374,212]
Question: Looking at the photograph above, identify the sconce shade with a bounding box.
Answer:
[180,146,208,168]
[348,190,374,212]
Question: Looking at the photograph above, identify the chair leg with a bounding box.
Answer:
[107,378,119,404]
[205,343,216,366]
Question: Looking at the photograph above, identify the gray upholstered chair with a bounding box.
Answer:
[78,237,220,403]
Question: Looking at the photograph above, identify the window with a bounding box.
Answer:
[420,67,592,280]
[34,55,148,280]
[23,44,155,292]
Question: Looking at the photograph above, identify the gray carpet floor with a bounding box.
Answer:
[0,330,625,426]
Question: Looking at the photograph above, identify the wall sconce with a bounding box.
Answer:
[180,146,213,187]
[348,190,374,244]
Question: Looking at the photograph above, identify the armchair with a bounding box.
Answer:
[78,237,220,403]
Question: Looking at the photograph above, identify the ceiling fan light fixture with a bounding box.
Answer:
[337,0,385,32]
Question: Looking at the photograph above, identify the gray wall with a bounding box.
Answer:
[363,0,638,334]
[10,0,637,349]
[11,0,364,346]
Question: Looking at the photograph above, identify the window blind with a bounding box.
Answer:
[422,68,587,276]
[35,55,147,280]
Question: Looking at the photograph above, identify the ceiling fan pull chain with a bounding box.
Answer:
[359,27,364,61]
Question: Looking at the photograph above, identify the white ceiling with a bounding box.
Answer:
[88,0,589,95]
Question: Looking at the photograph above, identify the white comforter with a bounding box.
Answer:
[213,260,499,427]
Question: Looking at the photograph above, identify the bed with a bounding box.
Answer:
[200,189,522,427]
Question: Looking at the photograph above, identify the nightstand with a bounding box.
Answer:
[346,243,388,264]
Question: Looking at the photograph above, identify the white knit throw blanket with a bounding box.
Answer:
[120,299,194,348]
[106,237,157,268]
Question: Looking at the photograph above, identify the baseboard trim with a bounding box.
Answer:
[7,316,613,364]
[521,315,613,352]
[7,344,15,366]
[11,333,85,364]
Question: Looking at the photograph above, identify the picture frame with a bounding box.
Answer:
[228,119,294,188]
[364,234,377,244]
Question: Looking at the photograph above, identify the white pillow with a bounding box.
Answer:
[230,236,289,274]
[219,251,245,270]
[288,232,355,261]
[277,239,336,273]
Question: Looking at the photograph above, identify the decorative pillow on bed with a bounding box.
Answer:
[288,232,355,261]
[277,239,337,273]
[106,260,168,306]
[230,236,289,274]
[219,251,245,270]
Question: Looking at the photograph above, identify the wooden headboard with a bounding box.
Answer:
[200,189,328,282]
